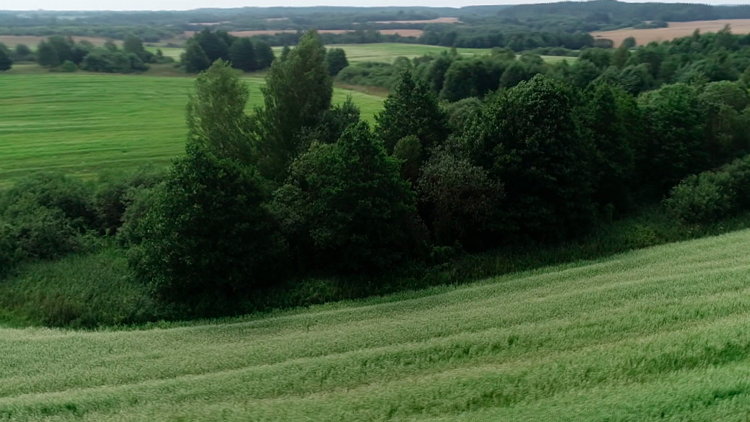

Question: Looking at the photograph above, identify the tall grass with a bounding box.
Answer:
[2,228,750,420]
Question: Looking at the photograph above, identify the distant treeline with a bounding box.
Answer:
[2,1,750,46]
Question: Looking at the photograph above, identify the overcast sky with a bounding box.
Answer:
[3,0,749,12]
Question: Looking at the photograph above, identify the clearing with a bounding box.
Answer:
[0,73,383,187]
[2,229,750,420]
[592,19,750,46]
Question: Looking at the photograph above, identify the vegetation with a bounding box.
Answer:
[0,73,384,188]
[5,229,750,419]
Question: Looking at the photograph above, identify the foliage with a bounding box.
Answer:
[182,42,211,73]
[375,71,448,154]
[129,144,287,314]
[325,47,349,77]
[228,38,257,72]
[80,49,149,73]
[186,61,255,164]
[255,30,333,182]
[417,150,504,248]
[0,43,11,71]
[463,75,595,242]
[270,122,422,274]
[665,154,750,224]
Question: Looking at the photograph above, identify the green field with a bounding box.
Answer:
[149,43,574,64]
[2,229,750,420]
[0,73,384,187]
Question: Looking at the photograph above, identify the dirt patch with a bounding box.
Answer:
[591,19,750,47]
[184,29,424,38]
[0,35,115,48]
[373,17,459,24]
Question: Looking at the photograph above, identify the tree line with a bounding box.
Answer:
[2,29,750,319]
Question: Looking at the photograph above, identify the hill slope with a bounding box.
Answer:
[3,229,750,420]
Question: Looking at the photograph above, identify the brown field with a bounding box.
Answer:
[0,35,117,48]
[373,17,460,24]
[592,19,750,47]
[184,28,424,38]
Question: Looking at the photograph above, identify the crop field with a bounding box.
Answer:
[592,19,750,47]
[0,74,383,187]
[2,229,750,420]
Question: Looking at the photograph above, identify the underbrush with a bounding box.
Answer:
[4,205,750,329]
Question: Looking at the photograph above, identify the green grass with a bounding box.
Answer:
[149,43,571,64]
[0,73,383,187]
[2,229,750,420]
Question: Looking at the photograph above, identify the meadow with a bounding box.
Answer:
[149,43,572,64]
[2,229,750,420]
[0,73,384,187]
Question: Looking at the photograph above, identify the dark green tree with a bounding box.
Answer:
[192,29,230,63]
[270,122,421,273]
[14,44,32,61]
[0,47,11,71]
[621,37,637,49]
[636,83,710,197]
[182,42,211,74]
[325,47,349,76]
[129,144,287,314]
[377,70,449,154]
[187,60,254,164]
[36,41,60,68]
[254,41,275,69]
[228,38,257,72]
[254,30,332,182]
[463,75,595,241]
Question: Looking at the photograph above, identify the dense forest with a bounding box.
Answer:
[2,29,750,324]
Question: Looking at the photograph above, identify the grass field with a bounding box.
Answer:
[2,229,750,420]
[148,44,571,64]
[0,73,383,187]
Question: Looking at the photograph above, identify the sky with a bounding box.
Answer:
[3,0,749,11]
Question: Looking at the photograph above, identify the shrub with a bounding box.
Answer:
[95,167,164,236]
[59,60,77,72]
[664,155,750,224]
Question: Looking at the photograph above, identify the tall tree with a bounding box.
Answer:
[463,75,595,241]
[192,29,230,63]
[255,30,332,182]
[182,42,211,74]
[228,38,257,72]
[325,48,349,76]
[36,41,60,68]
[376,70,449,154]
[254,41,275,69]
[186,60,254,164]
[0,46,12,71]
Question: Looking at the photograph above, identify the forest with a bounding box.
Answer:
[2,28,750,324]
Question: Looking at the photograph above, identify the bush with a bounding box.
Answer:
[664,155,750,224]
[59,60,77,72]
[95,167,164,236]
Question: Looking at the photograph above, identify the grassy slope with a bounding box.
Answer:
[0,73,383,187]
[2,229,750,420]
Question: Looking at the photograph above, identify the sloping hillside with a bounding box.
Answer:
[3,229,750,421]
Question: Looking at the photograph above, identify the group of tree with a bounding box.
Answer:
[4,28,750,319]
[181,29,276,73]
[33,35,173,73]
[123,29,750,314]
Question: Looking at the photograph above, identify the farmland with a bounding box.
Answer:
[3,229,750,420]
[0,73,384,187]
[150,44,570,64]
[592,19,750,46]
